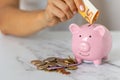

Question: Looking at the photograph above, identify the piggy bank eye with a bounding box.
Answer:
[79,35,82,37]
[89,35,92,38]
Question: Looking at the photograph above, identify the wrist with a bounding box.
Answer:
[37,10,49,28]
[43,9,55,27]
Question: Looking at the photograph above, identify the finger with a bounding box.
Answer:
[50,4,67,22]
[63,0,77,14]
[48,17,60,26]
[74,0,85,11]
[53,0,73,19]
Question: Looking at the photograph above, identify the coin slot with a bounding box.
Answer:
[88,24,92,27]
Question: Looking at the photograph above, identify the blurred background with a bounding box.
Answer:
[20,0,120,31]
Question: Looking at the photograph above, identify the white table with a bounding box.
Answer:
[0,31,120,80]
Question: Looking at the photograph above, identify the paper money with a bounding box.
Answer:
[78,0,99,24]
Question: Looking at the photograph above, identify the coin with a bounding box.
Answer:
[68,56,77,63]
[57,60,69,67]
[46,62,58,67]
[43,57,57,63]
[37,64,48,70]
[67,66,78,70]
[35,63,42,67]
[37,66,46,70]
[31,60,42,65]
[31,56,79,75]
[57,68,71,75]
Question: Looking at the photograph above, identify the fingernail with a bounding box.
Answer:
[79,5,84,11]
[73,11,77,14]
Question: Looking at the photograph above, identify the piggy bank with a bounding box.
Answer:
[69,23,112,65]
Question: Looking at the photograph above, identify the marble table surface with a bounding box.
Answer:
[0,31,120,80]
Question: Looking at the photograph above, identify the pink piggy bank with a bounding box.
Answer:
[69,23,112,65]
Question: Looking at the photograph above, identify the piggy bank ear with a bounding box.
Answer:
[69,24,80,34]
[94,26,105,36]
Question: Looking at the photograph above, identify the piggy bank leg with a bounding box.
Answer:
[93,59,102,66]
[75,56,82,64]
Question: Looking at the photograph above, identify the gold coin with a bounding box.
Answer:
[67,66,78,70]
[56,68,70,75]
[57,61,69,67]
[31,56,79,75]
[43,57,57,63]
[37,64,48,70]
[31,60,42,65]
[45,62,58,67]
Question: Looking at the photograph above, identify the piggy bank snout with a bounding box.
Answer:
[79,42,90,52]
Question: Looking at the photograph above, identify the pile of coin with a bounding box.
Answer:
[31,56,79,75]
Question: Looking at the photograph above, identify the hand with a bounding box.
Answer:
[44,0,78,26]
[44,0,85,27]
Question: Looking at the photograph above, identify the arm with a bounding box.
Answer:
[0,0,84,37]
[0,0,49,36]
